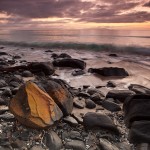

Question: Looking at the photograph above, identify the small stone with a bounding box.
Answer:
[9,81,20,87]
[65,140,86,150]
[107,81,116,88]
[0,80,7,88]
[87,88,99,95]
[108,53,118,57]
[1,88,12,97]
[72,69,86,76]
[22,70,33,77]
[14,55,21,59]
[102,100,121,112]
[63,116,78,126]
[90,93,104,104]
[99,138,119,150]
[77,92,90,98]
[31,146,45,150]
[72,114,83,124]
[73,97,85,109]
[85,99,96,109]
[69,131,81,140]
[0,52,8,55]
[43,131,62,150]
[45,50,53,52]
[0,106,9,115]
[0,98,7,105]
[0,112,15,121]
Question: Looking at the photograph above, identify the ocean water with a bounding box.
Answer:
[0,29,150,47]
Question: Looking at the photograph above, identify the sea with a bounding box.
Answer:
[0,28,150,54]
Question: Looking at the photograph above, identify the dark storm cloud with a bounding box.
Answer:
[80,11,150,23]
[0,0,93,18]
[0,0,149,23]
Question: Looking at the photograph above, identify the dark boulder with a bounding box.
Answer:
[129,121,150,143]
[88,67,129,77]
[51,53,59,59]
[106,90,135,102]
[28,62,55,75]
[53,58,86,70]
[0,52,8,56]
[123,94,150,127]
[128,84,150,94]
[83,112,119,134]
[39,79,73,116]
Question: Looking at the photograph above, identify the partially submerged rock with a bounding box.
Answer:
[106,90,135,102]
[88,67,129,77]
[9,81,63,128]
[53,58,86,69]
[28,62,54,75]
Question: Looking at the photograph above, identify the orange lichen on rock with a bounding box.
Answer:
[9,81,63,128]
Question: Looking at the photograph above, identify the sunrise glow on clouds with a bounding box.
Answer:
[0,0,150,29]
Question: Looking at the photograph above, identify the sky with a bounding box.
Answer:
[0,0,150,30]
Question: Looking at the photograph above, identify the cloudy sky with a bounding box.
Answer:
[0,0,150,30]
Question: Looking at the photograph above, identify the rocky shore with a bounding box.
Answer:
[0,45,150,150]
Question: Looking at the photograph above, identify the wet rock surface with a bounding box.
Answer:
[88,67,129,77]
[0,46,149,149]
[53,58,86,69]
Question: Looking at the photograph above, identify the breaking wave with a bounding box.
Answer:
[0,40,150,55]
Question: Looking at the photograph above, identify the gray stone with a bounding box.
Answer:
[102,100,121,112]
[83,112,119,134]
[65,140,86,150]
[64,116,78,126]
[106,90,135,102]
[73,97,85,109]
[99,139,119,150]
[0,106,9,115]
[22,70,33,77]
[31,146,45,150]
[85,99,96,109]
[43,131,62,150]
[0,112,15,121]
[0,80,7,88]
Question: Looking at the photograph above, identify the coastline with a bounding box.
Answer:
[0,44,150,149]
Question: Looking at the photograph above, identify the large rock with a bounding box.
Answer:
[128,84,150,94]
[123,94,150,127]
[88,67,129,77]
[129,121,150,143]
[83,112,119,134]
[53,58,86,69]
[39,79,73,116]
[106,90,135,102]
[9,81,63,128]
[28,62,54,75]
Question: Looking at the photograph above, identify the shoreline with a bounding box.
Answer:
[0,44,150,149]
[0,40,150,56]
